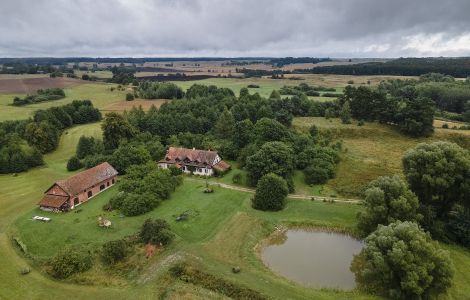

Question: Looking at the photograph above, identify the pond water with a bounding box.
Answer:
[261,230,363,289]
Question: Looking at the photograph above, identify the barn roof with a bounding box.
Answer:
[53,162,118,196]
[160,147,219,166]
[38,194,68,208]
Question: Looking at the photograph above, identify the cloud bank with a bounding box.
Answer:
[1,0,470,57]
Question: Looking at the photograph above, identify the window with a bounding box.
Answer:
[73,198,79,205]
[100,184,105,191]
[87,191,93,198]
[107,182,110,187]
[112,178,115,184]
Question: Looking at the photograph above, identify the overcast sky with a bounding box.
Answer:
[1,0,470,58]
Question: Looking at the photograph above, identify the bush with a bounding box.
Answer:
[101,239,128,265]
[66,156,82,171]
[126,93,135,101]
[232,172,242,184]
[252,173,288,211]
[140,218,174,245]
[304,164,330,184]
[49,246,93,279]
[119,193,159,216]
[352,221,454,299]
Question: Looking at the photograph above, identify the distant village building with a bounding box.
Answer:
[158,147,230,176]
[38,162,118,212]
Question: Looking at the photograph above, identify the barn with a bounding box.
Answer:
[38,162,118,212]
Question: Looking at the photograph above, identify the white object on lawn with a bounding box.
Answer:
[33,216,51,222]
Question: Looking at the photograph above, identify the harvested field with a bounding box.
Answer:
[0,77,84,94]
[101,99,168,112]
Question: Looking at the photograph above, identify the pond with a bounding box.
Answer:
[261,229,363,289]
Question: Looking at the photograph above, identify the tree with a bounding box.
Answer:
[252,173,288,211]
[102,113,136,150]
[231,119,253,148]
[214,107,235,138]
[463,101,470,123]
[67,156,82,171]
[397,96,435,137]
[340,101,352,124]
[101,239,128,265]
[140,219,174,245]
[24,121,60,153]
[245,141,294,187]
[403,142,470,237]
[109,144,152,173]
[351,221,454,300]
[357,175,421,236]
[252,118,290,144]
[76,136,103,159]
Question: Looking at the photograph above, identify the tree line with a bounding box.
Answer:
[295,57,470,78]
[0,100,101,173]
[12,88,65,106]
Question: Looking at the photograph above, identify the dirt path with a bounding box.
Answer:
[185,178,362,204]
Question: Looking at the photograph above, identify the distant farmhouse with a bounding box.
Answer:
[158,147,230,176]
[38,162,118,212]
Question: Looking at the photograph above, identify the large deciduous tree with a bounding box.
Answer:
[403,142,470,219]
[102,113,136,150]
[357,175,421,237]
[245,141,294,188]
[351,221,454,300]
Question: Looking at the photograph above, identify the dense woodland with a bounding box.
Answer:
[296,57,470,77]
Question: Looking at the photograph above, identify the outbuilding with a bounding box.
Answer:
[38,162,118,212]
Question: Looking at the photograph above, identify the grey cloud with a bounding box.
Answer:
[0,0,469,57]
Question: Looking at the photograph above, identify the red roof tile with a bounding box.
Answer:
[54,162,118,196]
[160,147,219,166]
[213,160,231,172]
[38,194,68,208]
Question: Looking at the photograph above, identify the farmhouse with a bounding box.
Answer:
[158,147,230,176]
[38,162,118,212]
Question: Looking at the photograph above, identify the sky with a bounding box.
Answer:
[1,0,470,58]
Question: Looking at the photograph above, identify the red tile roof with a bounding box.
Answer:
[54,162,118,196]
[38,194,68,208]
[160,147,219,166]
[213,160,231,172]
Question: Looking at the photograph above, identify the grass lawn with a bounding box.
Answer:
[0,83,126,121]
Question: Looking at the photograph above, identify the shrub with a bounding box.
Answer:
[139,218,174,245]
[66,156,82,171]
[232,172,242,184]
[49,246,93,279]
[252,173,288,211]
[304,164,330,184]
[126,93,134,101]
[101,239,128,265]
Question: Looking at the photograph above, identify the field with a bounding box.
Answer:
[0,77,84,94]
[293,117,470,196]
[0,82,127,121]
